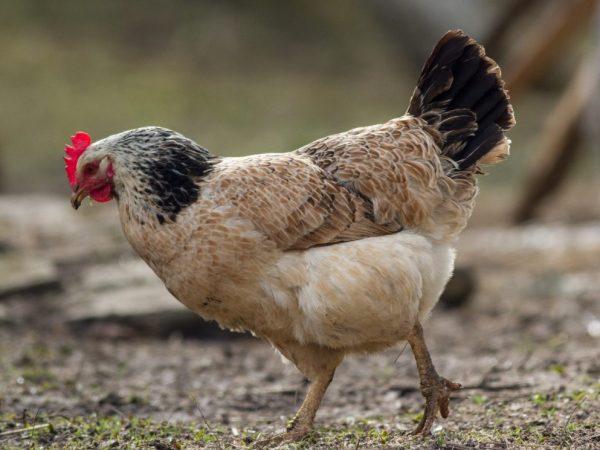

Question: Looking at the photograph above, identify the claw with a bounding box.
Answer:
[254,427,311,448]
[411,376,461,435]
[440,396,450,418]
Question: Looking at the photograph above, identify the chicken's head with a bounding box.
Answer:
[65,131,115,209]
[64,127,217,220]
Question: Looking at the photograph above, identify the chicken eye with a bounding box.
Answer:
[84,164,97,176]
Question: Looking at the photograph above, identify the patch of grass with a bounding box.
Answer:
[542,406,558,418]
[548,363,566,375]
[20,366,57,386]
[3,407,599,449]
[531,392,549,406]
[471,394,488,406]
[434,430,447,447]
[367,427,390,445]
[0,414,231,449]
[409,411,423,424]
[567,389,587,402]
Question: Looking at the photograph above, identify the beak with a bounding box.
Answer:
[70,185,89,210]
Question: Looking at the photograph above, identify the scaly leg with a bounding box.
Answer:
[255,344,341,447]
[286,369,335,433]
[256,369,336,447]
[407,320,461,435]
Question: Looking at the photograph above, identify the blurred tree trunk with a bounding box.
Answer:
[366,0,492,65]
[0,146,4,193]
[504,0,598,99]
[513,46,600,223]
[484,0,542,57]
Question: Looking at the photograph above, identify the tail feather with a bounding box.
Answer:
[408,30,515,171]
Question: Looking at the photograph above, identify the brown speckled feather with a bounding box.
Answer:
[296,117,447,230]
[203,153,393,251]
[202,115,475,251]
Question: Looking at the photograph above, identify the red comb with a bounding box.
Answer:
[64,131,91,188]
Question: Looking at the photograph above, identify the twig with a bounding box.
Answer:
[190,394,225,450]
[0,423,51,437]
[353,430,363,450]
[517,349,534,371]
[561,395,587,446]
[32,408,41,428]
[460,381,531,392]
[107,405,126,417]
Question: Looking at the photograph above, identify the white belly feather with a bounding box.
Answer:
[261,232,455,350]
[155,211,455,352]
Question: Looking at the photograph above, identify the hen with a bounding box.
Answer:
[66,30,514,442]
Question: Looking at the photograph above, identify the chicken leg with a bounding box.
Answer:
[256,343,342,447]
[407,321,461,435]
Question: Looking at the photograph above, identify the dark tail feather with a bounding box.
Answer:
[407,29,515,171]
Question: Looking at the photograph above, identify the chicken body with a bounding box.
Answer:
[69,30,514,442]
[119,118,463,353]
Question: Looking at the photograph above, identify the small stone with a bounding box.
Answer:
[586,317,600,337]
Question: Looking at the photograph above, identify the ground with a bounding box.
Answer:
[0,195,599,449]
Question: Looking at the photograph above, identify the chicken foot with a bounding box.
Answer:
[255,343,342,448]
[407,320,461,435]
[255,369,336,447]
[288,369,335,432]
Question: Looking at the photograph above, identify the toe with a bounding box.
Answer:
[255,427,311,448]
[444,379,462,391]
[412,392,438,435]
[412,377,462,435]
[439,394,450,418]
[411,417,425,435]
[439,378,461,419]
[419,404,437,435]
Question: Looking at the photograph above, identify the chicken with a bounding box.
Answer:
[66,30,514,443]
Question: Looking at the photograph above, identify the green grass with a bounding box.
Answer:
[0,414,231,449]
[1,385,598,449]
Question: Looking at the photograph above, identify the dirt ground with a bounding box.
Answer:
[0,195,599,449]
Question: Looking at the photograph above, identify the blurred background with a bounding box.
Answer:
[1,0,598,217]
[1,1,599,447]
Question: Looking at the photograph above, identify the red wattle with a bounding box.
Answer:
[89,183,113,203]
